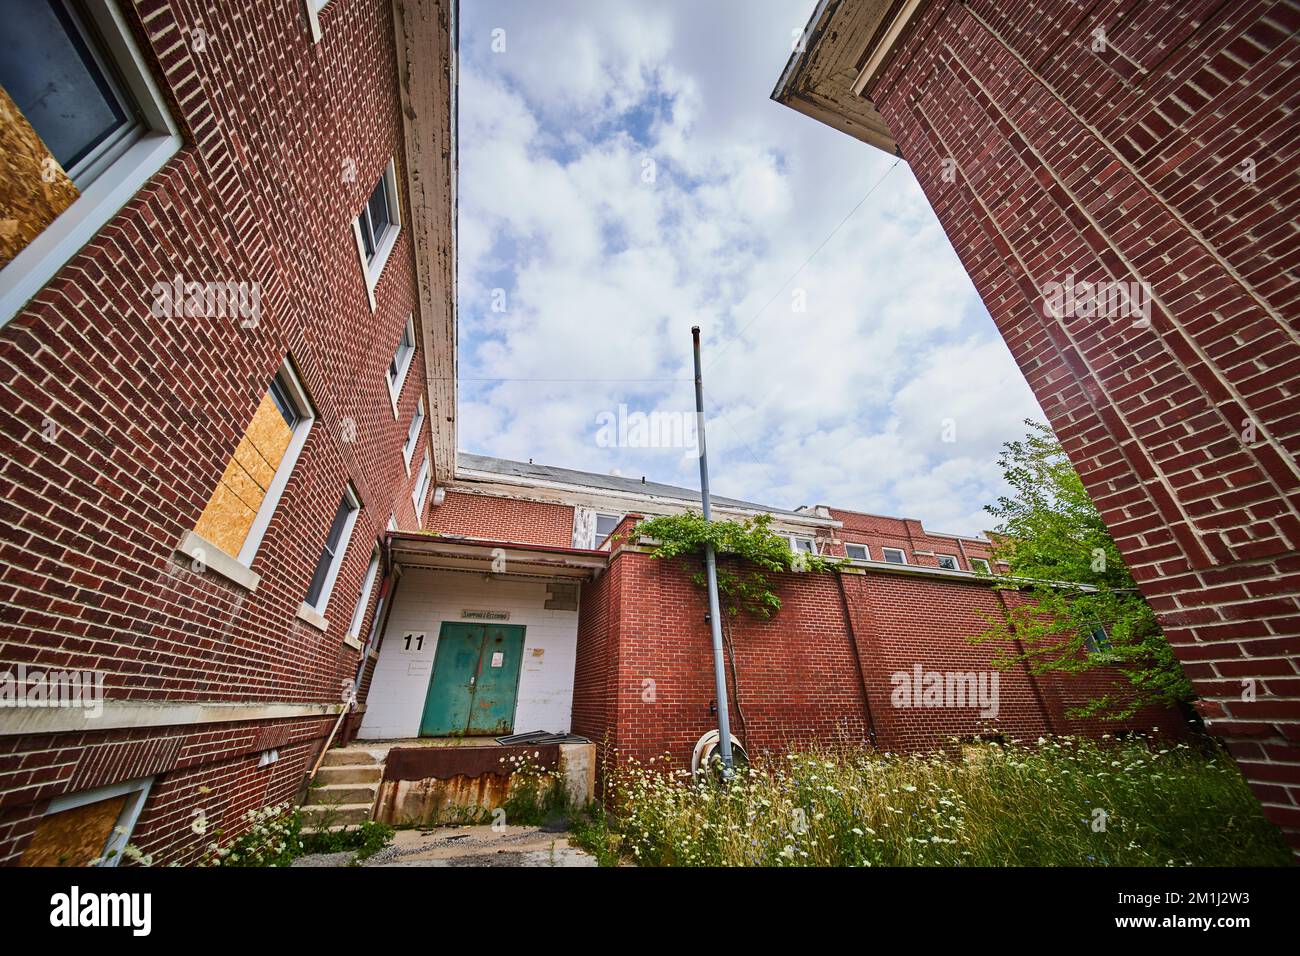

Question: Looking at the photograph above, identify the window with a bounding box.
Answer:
[1083,624,1113,654]
[936,554,959,571]
[181,359,314,590]
[387,514,399,532]
[0,0,182,326]
[21,776,152,867]
[346,545,382,647]
[789,535,817,555]
[387,314,417,413]
[302,487,361,618]
[412,453,431,524]
[881,547,907,565]
[304,0,335,44]
[352,159,401,309]
[969,557,991,574]
[593,513,622,547]
[845,543,869,561]
[403,397,425,470]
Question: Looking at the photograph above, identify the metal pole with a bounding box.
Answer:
[691,326,734,775]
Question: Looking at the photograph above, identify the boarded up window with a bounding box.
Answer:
[0,83,79,268]
[193,381,299,557]
[22,794,127,867]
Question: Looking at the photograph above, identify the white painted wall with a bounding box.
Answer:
[358,568,580,740]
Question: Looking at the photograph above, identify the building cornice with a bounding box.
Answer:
[393,0,458,485]
[773,0,931,156]
[448,470,842,531]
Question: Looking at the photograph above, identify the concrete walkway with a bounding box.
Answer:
[292,824,596,867]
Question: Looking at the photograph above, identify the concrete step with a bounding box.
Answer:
[314,764,383,786]
[320,748,381,768]
[299,802,373,827]
[305,783,379,806]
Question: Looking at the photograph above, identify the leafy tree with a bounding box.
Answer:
[973,420,1194,719]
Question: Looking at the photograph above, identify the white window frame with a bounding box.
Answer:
[844,543,870,561]
[351,159,401,311]
[237,360,315,567]
[936,554,960,571]
[38,775,154,867]
[176,358,315,591]
[0,0,183,328]
[345,544,382,649]
[969,557,992,574]
[387,514,399,532]
[593,512,623,548]
[881,547,908,565]
[412,453,432,525]
[386,314,417,416]
[1083,624,1113,654]
[298,484,361,628]
[789,534,817,555]
[305,1,335,44]
[402,397,425,472]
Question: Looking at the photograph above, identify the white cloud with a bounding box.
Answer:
[456,0,1044,536]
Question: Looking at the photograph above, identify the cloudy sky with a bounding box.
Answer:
[455,0,1043,536]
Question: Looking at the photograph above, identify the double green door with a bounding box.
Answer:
[420,622,526,736]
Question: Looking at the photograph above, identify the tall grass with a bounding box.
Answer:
[581,735,1293,866]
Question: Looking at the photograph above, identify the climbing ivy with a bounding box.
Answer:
[634,512,842,619]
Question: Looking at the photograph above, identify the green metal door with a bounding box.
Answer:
[467,624,525,735]
[419,622,526,737]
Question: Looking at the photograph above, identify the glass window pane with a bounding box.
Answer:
[367,177,391,239]
[268,375,300,429]
[323,495,352,554]
[593,513,620,545]
[3,0,133,173]
[305,495,352,607]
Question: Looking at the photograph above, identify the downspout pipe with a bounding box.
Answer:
[835,572,879,748]
[692,326,734,776]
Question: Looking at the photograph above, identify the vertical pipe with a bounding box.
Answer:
[692,326,734,774]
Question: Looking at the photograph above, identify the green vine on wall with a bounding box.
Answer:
[634,512,843,619]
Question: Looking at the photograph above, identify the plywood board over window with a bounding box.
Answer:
[193,391,294,557]
[0,84,80,267]
[21,793,127,867]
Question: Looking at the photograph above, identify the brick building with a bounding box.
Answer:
[0,0,456,865]
[773,0,1300,848]
[360,454,1184,772]
[0,0,1260,867]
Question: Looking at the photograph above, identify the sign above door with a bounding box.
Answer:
[461,609,510,621]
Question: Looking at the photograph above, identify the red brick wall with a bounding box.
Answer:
[425,491,576,547]
[575,547,1184,770]
[825,508,998,570]
[0,0,434,859]
[862,0,1300,845]
[0,714,332,865]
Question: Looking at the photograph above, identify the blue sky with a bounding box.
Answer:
[455,0,1043,536]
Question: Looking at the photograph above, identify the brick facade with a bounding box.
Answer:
[572,544,1185,769]
[833,0,1300,848]
[823,508,999,570]
[425,491,576,547]
[0,0,449,863]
